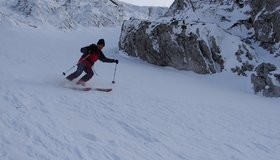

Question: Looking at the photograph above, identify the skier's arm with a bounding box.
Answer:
[99,52,118,63]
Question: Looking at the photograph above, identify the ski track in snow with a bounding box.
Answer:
[0,25,280,160]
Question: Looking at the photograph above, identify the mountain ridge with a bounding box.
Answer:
[0,0,167,29]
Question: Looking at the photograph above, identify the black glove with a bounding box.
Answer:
[114,59,119,64]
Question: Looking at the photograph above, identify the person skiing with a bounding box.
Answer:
[66,39,118,86]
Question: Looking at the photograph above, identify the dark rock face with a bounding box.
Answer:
[119,19,226,74]
[251,63,280,97]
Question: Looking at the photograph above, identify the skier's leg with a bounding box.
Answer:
[79,67,94,82]
[66,63,85,81]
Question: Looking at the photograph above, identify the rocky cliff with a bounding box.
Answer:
[119,0,280,97]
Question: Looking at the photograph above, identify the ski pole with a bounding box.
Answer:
[112,63,118,84]
[62,54,90,76]
[62,64,76,76]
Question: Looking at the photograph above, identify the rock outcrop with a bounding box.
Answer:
[119,0,257,75]
[251,63,280,97]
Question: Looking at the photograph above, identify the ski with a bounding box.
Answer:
[62,81,112,92]
[69,87,92,91]
[94,88,112,92]
[69,87,112,92]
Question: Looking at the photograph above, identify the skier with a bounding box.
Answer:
[66,39,118,86]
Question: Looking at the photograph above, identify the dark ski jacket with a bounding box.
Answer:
[79,44,115,68]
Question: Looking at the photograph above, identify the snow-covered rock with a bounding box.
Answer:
[119,18,255,74]
[249,0,280,54]
[119,0,257,74]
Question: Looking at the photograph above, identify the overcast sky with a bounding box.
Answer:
[119,0,174,7]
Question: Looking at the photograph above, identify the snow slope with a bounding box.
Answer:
[0,25,280,160]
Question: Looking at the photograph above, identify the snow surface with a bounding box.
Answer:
[0,24,280,160]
